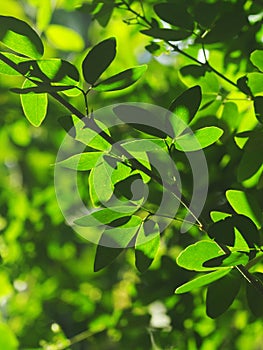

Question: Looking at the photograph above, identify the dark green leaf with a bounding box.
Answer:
[11,84,75,94]
[82,37,116,85]
[246,273,263,317]
[141,28,190,41]
[93,2,115,27]
[180,65,207,78]
[135,220,160,273]
[206,272,241,318]
[94,245,123,272]
[254,96,263,123]
[154,3,194,31]
[208,217,235,246]
[237,76,252,96]
[168,85,202,137]
[93,65,147,91]
[0,15,44,58]
[175,268,232,294]
[113,104,167,138]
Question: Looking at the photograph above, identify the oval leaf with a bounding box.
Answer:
[177,241,225,272]
[175,126,223,151]
[0,15,44,58]
[206,272,241,318]
[168,85,202,137]
[20,80,48,127]
[141,28,190,41]
[82,37,116,85]
[175,268,232,294]
[93,65,147,91]
[56,152,103,171]
[46,25,84,52]
[250,50,263,72]
[154,3,194,31]
[226,190,262,229]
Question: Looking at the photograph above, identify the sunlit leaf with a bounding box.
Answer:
[82,37,116,85]
[174,126,223,151]
[0,322,19,350]
[46,24,84,52]
[20,80,48,127]
[141,28,190,41]
[93,65,147,91]
[226,190,262,228]
[0,53,28,75]
[75,206,138,227]
[0,15,44,58]
[247,72,263,95]
[56,152,104,171]
[203,251,249,268]
[177,241,225,272]
[206,272,241,318]
[154,3,194,31]
[175,268,232,294]
[250,50,263,72]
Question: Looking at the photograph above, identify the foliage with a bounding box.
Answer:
[0,0,263,349]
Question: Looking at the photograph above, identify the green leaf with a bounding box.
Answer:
[168,85,202,137]
[206,272,241,318]
[56,152,104,171]
[75,206,138,227]
[135,220,160,273]
[11,84,75,94]
[141,28,190,41]
[254,96,263,123]
[177,241,225,272]
[20,80,48,127]
[94,245,123,272]
[208,216,235,246]
[113,104,167,138]
[180,64,207,78]
[154,3,194,31]
[0,15,44,58]
[45,25,84,52]
[91,159,115,202]
[203,251,249,268]
[121,139,166,152]
[246,272,263,317]
[210,211,231,223]
[82,37,116,85]
[174,126,223,151]
[226,190,262,229]
[175,268,232,294]
[0,322,19,350]
[18,59,79,85]
[93,65,147,91]
[250,50,263,72]
[247,72,263,95]
[0,53,28,75]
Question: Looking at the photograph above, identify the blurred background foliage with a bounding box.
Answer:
[0,0,263,349]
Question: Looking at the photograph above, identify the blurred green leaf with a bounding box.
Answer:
[246,273,263,317]
[254,96,263,123]
[45,24,84,52]
[175,268,232,294]
[93,65,147,91]
[82,37,116,85]
[0,322,19,350]
[20,80,48,127]
[0,15,44,58]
